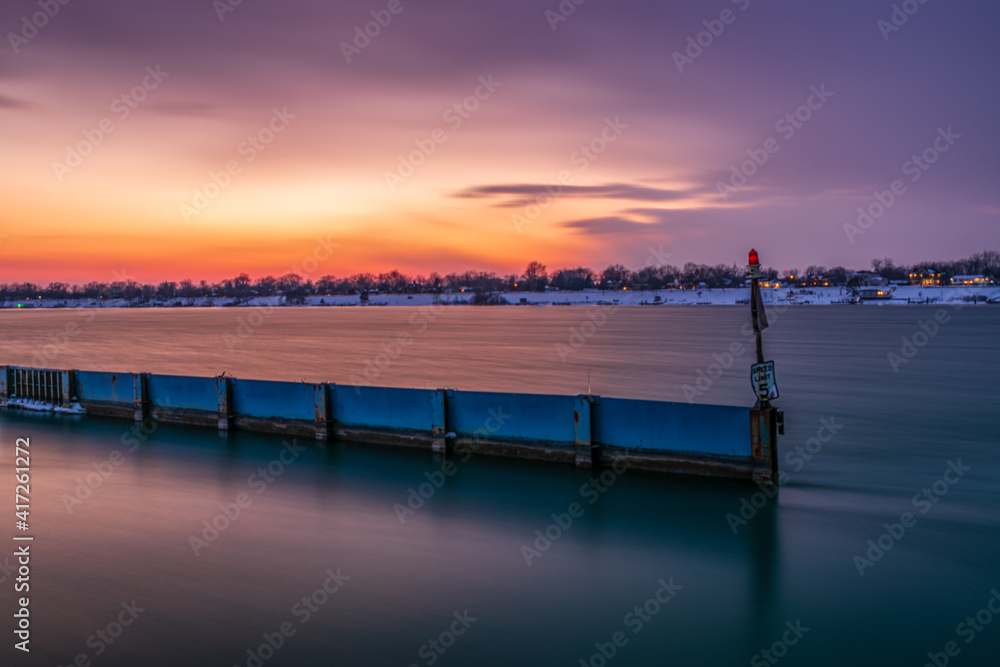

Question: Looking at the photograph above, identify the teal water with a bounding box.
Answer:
[0,306,997,666]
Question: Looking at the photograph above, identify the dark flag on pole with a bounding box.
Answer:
[754,285,769,330]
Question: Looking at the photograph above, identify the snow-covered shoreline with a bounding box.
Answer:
[3,285,997,309]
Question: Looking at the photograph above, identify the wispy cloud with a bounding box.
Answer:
[561,216,659,235]
[454,182,694,205]
[0,95,31,110]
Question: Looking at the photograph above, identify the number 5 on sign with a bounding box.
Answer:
[751,361,779,401]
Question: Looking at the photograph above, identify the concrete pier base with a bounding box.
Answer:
[750,404,780,487]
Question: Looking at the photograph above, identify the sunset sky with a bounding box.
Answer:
[1,0,997,283]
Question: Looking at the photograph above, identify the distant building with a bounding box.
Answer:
[851,271,887,287]
[909,269,942,286]
[856,286,895,300]
[800,275,830,287]
[950,275,994,286]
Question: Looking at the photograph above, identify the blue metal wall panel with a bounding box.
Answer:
[592,397,750,458]
[75,371,133,405]
[232,379,316,421]
[447,390,575,444]
[334,386,434,431]
[49,367,753,459]
[146,374,217,412]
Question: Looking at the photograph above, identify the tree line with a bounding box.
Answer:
[1,251,996,302]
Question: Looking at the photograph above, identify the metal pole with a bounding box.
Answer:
[747,249,780,486]
[750,279,764,365]
[748,249,765,366]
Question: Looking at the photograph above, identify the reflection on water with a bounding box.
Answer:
[0,306,998,665]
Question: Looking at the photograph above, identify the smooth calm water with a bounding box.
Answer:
[0,306,998,666]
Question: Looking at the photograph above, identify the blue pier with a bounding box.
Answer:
[0,366,779,482]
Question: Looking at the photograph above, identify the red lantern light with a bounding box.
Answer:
[748,249,759,266]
